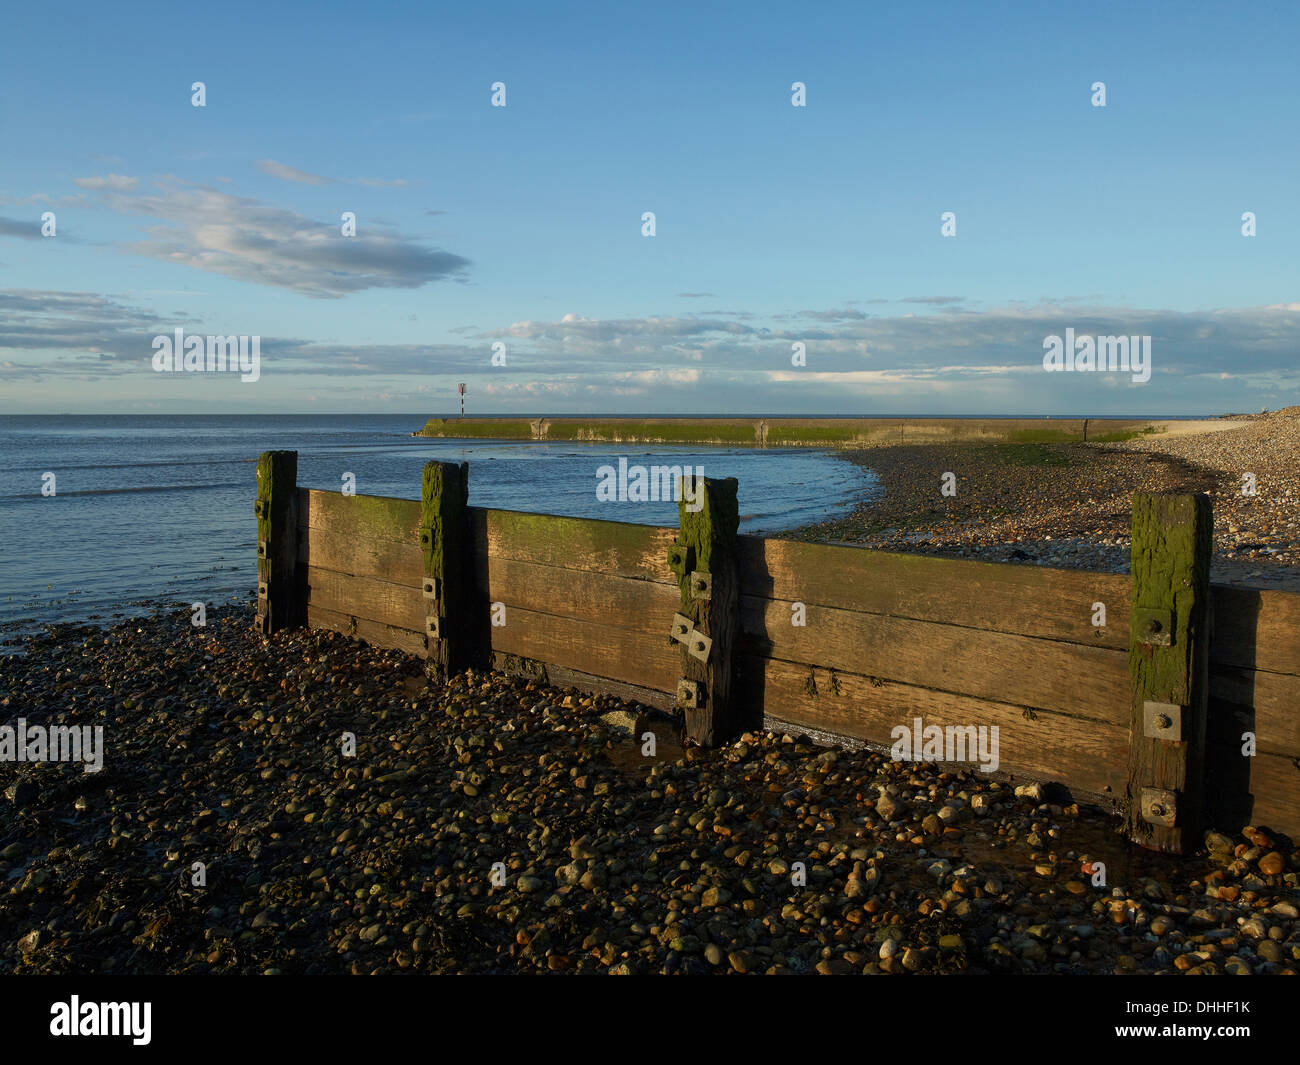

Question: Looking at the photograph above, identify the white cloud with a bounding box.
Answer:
[73,174,139,191]
[80,177,469,298]
[257,159,331,186]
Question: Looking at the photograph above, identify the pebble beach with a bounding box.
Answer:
[798,409,1300,590]
[2,608,1297,976]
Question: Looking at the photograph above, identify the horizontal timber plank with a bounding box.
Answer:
[1210,666,1300,756]
[306,566,425,633]
[1240,752,1300,838]
[740,654,1128,798]
[300,489,420,545]
[307,605,426,657]
[481,556,679,637]
[742,595,1130,723]
[1210,584,1300,677]
[737,536,1131,649]
[1206,744,1300,838]
[473,507,677,584]
[490,652,676,712]
[299,524,423,586]
[489,605,678,694]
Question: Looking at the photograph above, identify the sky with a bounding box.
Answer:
[1,0,1297,416]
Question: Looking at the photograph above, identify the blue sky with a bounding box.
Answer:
[1,0,1296,414]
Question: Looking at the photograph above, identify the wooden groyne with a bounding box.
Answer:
[255,450,1300,852]
[413,416,1171,447]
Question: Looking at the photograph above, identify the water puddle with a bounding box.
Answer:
[604,728,686,776]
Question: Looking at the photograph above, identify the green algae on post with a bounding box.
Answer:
[1125,491,1213,854]
[420,460,484,680]
[255,450,302,635]
[675,475,742,746]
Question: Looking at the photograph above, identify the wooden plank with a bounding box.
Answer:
[738,536,1131,649]
[488,605,678,694]
[1211,584,1300,676]
[740,655,1128,798]
[1125,492,1213,853]
[307,604,426,658]
[740,595,1130,724]
[1206,665,1300,759]
[1239,752,1300,838]
[674,477,743,744]
[483,556,679,637]
[299,524,423,586]
[490,652,676,712]
[255,451,303,635]
[475,507,677,584]
[1204,744,1300,838]
[300,488,420,545]
[1210,667,1300,756]
[305,566,425,633]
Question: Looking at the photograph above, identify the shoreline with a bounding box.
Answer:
[786,408,1300,591]
[2,608,1295,975]
[412,415,1235,447]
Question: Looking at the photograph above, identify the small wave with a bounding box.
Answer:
[3,481,244,500]
[8,457,254,474]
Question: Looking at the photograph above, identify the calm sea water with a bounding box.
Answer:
[0,415,878,642]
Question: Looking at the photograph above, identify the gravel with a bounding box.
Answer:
[795,408,1300,590]
[2,607,1296,975]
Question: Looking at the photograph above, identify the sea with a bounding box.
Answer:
[0,414,879,644]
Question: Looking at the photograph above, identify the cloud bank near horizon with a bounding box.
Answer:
[2,287,1295,413]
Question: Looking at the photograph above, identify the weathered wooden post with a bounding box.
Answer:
[669,475,740,745]
[1125,491,1213,853]
[420,461,479,680]
[254,450,303,635]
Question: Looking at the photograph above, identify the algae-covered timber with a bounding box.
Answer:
[413,416,1179,447]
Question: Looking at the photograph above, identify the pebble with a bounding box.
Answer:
[1258,852,1285,875]
[1149,916,1175,936]
[807,410,1300,588]
[875,793,902,821]
[1,606,1296,978]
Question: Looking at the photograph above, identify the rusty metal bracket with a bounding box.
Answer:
[677,678,702,708]
[1134,606,1175,647]
[1140,787,1178,827]
[670,613,692,643]
[688,630,713,664]
[1143,700,1183,741]
[667,542,694,577]
[689,570,712,601]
